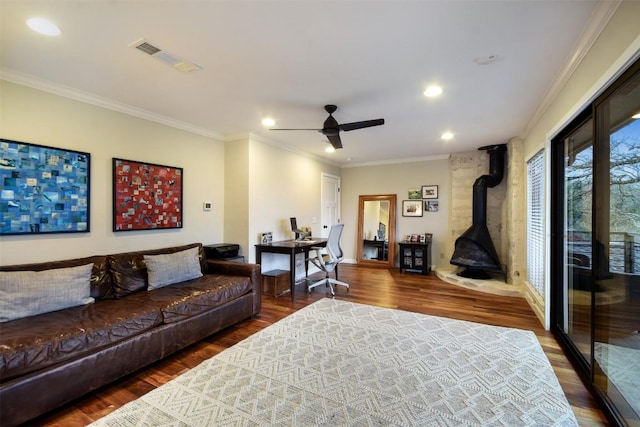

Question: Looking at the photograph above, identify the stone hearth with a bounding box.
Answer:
[435,266,524,297]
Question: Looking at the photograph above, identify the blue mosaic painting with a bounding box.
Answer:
[0,139,90,234]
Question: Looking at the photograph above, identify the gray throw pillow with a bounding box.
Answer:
[0,263,95,323]
[144,247,203,290]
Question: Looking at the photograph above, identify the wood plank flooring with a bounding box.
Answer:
[30,265,608,426]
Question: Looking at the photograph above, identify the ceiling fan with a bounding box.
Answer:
[270,104,384,149]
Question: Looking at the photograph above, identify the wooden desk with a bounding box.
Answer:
[255,238,327,300]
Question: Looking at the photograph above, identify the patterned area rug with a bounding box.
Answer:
[91,299,577,426]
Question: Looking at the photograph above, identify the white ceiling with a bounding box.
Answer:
[0,1,611,165]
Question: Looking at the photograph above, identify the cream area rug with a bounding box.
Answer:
[90,299,577,426]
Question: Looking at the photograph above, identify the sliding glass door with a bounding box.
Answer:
[552,58,640,426]
[560,115,594,365]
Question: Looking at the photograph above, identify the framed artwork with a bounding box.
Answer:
[426,200,439,212]
[421,185,438,199]
[402,200,423,217]
[113,158,183,231]
[260,232,273,244]
[0,139,90,235]
[408,188,421,199]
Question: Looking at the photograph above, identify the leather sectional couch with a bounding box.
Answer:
[0,243,261,426]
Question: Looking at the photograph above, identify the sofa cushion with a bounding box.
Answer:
[0,256,112,300]
[0,299,163,381]
[0,264,94,323]
[125,274,253,324]
[144,247,203,290]
[108,243,206,298]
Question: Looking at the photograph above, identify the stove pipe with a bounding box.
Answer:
[450,144,507,276]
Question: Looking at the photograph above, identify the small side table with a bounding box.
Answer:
[398,241,431,275]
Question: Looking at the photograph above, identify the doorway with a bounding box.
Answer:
[320,173,341,238]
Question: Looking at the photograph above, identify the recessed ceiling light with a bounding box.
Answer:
[424,85,443,97]
[261,118,275,127]
[441,131,454,140]
[26,18,61,36]
[325,145,335,153]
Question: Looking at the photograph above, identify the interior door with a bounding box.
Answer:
[321,173,340,238]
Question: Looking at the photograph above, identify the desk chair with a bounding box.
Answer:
[307,223,349,296]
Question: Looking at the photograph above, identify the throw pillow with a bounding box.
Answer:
[144,247,203,290]
[0,263,95,323]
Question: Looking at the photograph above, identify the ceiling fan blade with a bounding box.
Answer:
[339,118,385,132]
[269,128,322,131]
[327,134,343,149]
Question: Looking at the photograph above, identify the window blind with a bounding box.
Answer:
[527,150,545,297]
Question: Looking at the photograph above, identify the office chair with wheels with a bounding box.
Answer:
[307,223,349,296]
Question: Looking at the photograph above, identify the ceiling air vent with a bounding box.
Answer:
[134,41,161,56]
[129,38,202,73]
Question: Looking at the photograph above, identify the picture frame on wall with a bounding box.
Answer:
[0,138,90,235]
[426,200,439,212]
[113,158,183,231]
[421,185,438,199]
[402,200,423,217]
[408,188,421,199]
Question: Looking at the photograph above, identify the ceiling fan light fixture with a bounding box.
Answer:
[26,18,61,36]
[441,131,454,140]
[424,85,443,97]
[261,118,275,127]
[270,104,384,150]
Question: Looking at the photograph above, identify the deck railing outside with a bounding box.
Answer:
[567,231,639,274]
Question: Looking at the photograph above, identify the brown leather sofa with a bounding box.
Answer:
[0,243,261,426]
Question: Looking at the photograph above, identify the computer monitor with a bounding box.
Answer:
[290,217,307,240]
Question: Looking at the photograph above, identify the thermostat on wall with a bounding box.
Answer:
[203,202,212,211]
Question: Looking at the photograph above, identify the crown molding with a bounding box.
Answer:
[546,33,640,143]
[224,132,342,168]
[341,153,451,168]
[226,133,451,168]
[0,68,224,141]
[519,0,621,139]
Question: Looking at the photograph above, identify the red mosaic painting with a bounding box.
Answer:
[113,158,182,231]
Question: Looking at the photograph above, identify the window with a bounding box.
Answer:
[527,150,545,297]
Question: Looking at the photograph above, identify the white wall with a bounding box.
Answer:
[0,81,225,265]
[222,135,340,275]
[341,157,450,269]
[224,138,250,258]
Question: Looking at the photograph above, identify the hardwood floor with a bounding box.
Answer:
[30,265,608,426]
